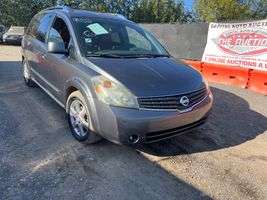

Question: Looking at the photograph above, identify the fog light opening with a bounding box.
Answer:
[129,135,139,144]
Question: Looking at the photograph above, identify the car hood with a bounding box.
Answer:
[86,57,204,97]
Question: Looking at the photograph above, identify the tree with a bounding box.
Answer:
[0,0,54,27]
[194,0,252,22]
[131,0,192,23]
[252,0,267,19]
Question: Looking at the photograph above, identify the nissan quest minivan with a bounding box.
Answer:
[21,6,213,145]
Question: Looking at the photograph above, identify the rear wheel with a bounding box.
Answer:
[23,59,36,87]
[66,91,102,144]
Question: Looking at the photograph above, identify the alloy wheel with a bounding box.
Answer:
[69,99,89,137]
[23,61,30,80]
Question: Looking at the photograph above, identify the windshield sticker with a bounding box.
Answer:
[87,23,108,35]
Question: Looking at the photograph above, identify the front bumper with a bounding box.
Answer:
[3,37,22,44]
[93,92,213,145]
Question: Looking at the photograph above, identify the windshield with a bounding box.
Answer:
[7,27,25,34]
[72,17,169,57]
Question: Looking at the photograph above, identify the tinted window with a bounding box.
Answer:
[48,17,70,49]
[26,18,34,35]
[36,14,54,43]
[48,28,64,43]
[26,15,37,35]
[30,15,43,37]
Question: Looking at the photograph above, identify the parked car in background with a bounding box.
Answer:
[22,6,213,145]
[0,25,6,43]
[3,26,25,45]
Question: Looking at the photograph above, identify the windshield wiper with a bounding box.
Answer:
[86,54,125,58]
[86,54,170,59]
[122,54,170,58]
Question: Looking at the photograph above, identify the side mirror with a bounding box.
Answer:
[48,41,68,54]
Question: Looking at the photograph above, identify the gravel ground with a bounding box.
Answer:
[0,45,266,200]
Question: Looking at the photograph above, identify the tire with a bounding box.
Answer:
[66,91,102,144]
[22,59,36,87]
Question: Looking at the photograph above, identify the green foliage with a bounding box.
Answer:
[131,0,192,23]
[194,0,254,22]
[0,0,55,26]
[252,0,267,19]
[0,0,265,27]
[0,0,192,27]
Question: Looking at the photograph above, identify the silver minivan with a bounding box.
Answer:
[22,6,213,145]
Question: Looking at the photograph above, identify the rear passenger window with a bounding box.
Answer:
[29,15,42,37]
[35,14,54,43]
[26,19,34,35]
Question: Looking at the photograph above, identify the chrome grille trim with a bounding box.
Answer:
[138,87,208,113]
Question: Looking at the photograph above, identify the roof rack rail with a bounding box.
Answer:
[116,14,127,20]
[43,6,72,12]
[108,13,127,20]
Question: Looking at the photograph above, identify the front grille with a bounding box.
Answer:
[138,87,207,111]
[145,117,208,143]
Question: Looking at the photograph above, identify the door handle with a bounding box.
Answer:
[36,52,46,61]
[37,52,45,57]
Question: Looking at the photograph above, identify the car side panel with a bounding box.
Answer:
[23,36,44,82]
[41,53,87,102]
[63,71,100,133]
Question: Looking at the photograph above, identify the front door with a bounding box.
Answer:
[41,16,73,102]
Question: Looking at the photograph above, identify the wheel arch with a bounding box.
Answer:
[64,77,100,133]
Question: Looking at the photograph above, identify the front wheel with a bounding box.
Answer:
[66,91,102,144]
[22,59,36,87]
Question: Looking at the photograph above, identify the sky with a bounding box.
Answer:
[183,0,194,10]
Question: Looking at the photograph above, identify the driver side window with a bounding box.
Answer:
[48,28,64,43]
[48,17,70,49]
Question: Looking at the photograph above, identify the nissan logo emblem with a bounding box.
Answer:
[180,96,189,107]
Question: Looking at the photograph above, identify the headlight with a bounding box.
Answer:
[3,34,7,40]
[92,75,139,108]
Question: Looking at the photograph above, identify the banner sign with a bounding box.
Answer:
[202,20,267,71]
